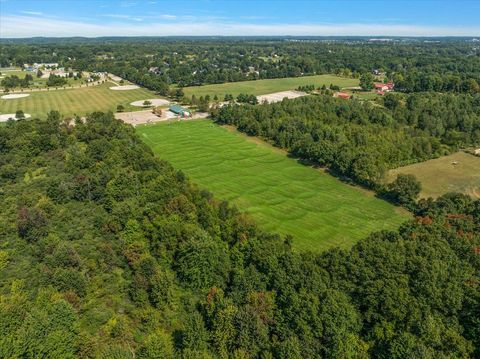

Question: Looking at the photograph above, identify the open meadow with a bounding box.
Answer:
[182,74,358,98]
[0,82,158,119]
[138,120,409,252]
[389,151,480,199]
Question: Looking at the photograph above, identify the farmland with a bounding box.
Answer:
[182,74,358,98]
[0,82,157,119]
[138,119,409,252]
[388,151,480,199]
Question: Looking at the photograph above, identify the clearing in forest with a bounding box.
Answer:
[0,82,160,119]
[388,151,480,199]
[182,74,358,98]
[138,120,409,252]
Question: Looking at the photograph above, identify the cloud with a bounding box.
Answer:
[159,14,177,20]
[1,15,480,37]
[119,1,137,7]
[20,11,43,16]
[104,14,144,21]
[240,16,269,20]
[104,14,131,19]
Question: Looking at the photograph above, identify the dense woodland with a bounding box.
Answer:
[0,113,479,358]
[211,92,480,192]
[1,38,479,94]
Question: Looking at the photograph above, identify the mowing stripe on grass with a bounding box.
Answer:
[138,120,409,252]
[0,82,158,119]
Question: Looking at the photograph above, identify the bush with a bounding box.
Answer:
[387,174,422,205]
[15,110,25,119]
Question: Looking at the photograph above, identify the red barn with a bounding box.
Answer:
[374,82,395,91]
[334,92,350,99]
[374,83,388,91]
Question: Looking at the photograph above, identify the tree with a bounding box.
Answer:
[181,312,209,351]
[15,110,25,120]
[117,104,125,112]
[212,304,237,358]
[383,93,400,110]
[37,69,43,78]
[176,235,230,289]
[47,74,67,87]
[17,206,48,241]
[143,100,152,107]
[360,73,374,91]
[149,268,175,309]
[275,337,302,359]
[175,88,185,101]
[388,174,422,205]
[137,330,174,359]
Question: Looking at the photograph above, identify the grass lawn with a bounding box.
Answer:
[137,120,409,252]
[0,70,88,88]
[182,74,358,98]
[388,151,480,199]
[0,82,158,119]
[1,70,30,78]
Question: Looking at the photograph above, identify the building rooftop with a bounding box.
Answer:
[169,104,188,114]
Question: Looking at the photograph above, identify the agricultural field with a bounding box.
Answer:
[388,151,480,199]
[138,120,409,252]
[0,82,158,119]
[182,74,358,98]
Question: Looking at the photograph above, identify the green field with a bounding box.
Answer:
[389,151,480,199]
[0,69,87,88]
[0,82,158,119]
[182,74,358,98]
[138,120,409,252]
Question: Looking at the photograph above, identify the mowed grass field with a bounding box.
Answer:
[138,120,409,252]
[389,152,480,199]
[0,69,86,88]
[0,82,157,119]
[182,74,358,98]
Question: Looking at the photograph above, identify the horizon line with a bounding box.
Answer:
[1,15,480,38]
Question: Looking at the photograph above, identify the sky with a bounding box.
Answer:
[1,0,480,38]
